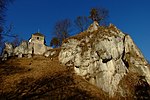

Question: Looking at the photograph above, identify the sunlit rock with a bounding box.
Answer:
[59,22,150,97]
[1,42,13,60]
[14,41,28,56]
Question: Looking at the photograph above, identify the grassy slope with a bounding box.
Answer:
[0,56,108,100]
[1,26,150,99]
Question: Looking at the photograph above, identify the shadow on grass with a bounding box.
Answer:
[135,77,150,99]
[0,65,31,76]
[0,72,100,100]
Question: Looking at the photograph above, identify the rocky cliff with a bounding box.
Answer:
[59,22,150,97]
[1,22,150,99]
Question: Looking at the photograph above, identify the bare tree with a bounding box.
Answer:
[50,37,60,48]
[12,35,21,47]
[0,24,17,46]
[89,7,109,25]
[74,16,91,32]
[0,33,3,46]
[51,19,72,47]
[0,0,14,53]
[3,24,17,37]
[0,0,14,33]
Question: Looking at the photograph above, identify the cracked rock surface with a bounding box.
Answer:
[59,23,150,97]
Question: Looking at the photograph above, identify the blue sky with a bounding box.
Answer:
[5,0,150,60]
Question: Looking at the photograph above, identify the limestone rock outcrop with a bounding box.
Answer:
[14,41,28,57]
[87,21,99,32]
[1,42,14,60]
[59,23,150,97]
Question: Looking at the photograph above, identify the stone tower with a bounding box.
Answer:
[29,32,46,55]
[31,32,45,44]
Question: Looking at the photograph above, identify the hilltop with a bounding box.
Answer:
[59,22,150,98]
[0,22,150,99]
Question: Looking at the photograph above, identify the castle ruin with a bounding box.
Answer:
[1,32,52,60]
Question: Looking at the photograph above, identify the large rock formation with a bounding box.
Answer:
[59,22,150,97]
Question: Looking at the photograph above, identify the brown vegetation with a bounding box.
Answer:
[118,72,150,99]
[0,56,108,99]
[60,25,150,99]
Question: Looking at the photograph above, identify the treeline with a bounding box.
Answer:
[50,7,109,48]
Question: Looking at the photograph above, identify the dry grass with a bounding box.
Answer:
[1,24,149,99]
[62,25,120,57]
[62,25,120,44]
[0,56,108,99]
[1,57,147,99]
[117,72,150,99]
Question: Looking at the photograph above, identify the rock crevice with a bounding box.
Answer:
[59,23,150,97]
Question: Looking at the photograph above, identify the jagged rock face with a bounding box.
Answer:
[4,42,14,56]
[14,41,28,56]
[87,21,99,32]
[123,35,150,84]
[1,42,14,60]
[44,48,60,58]
[44,50,56,57]
[59,23,150,96]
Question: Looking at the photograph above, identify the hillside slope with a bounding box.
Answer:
[0,56,108,99]
[0,22,150,99]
